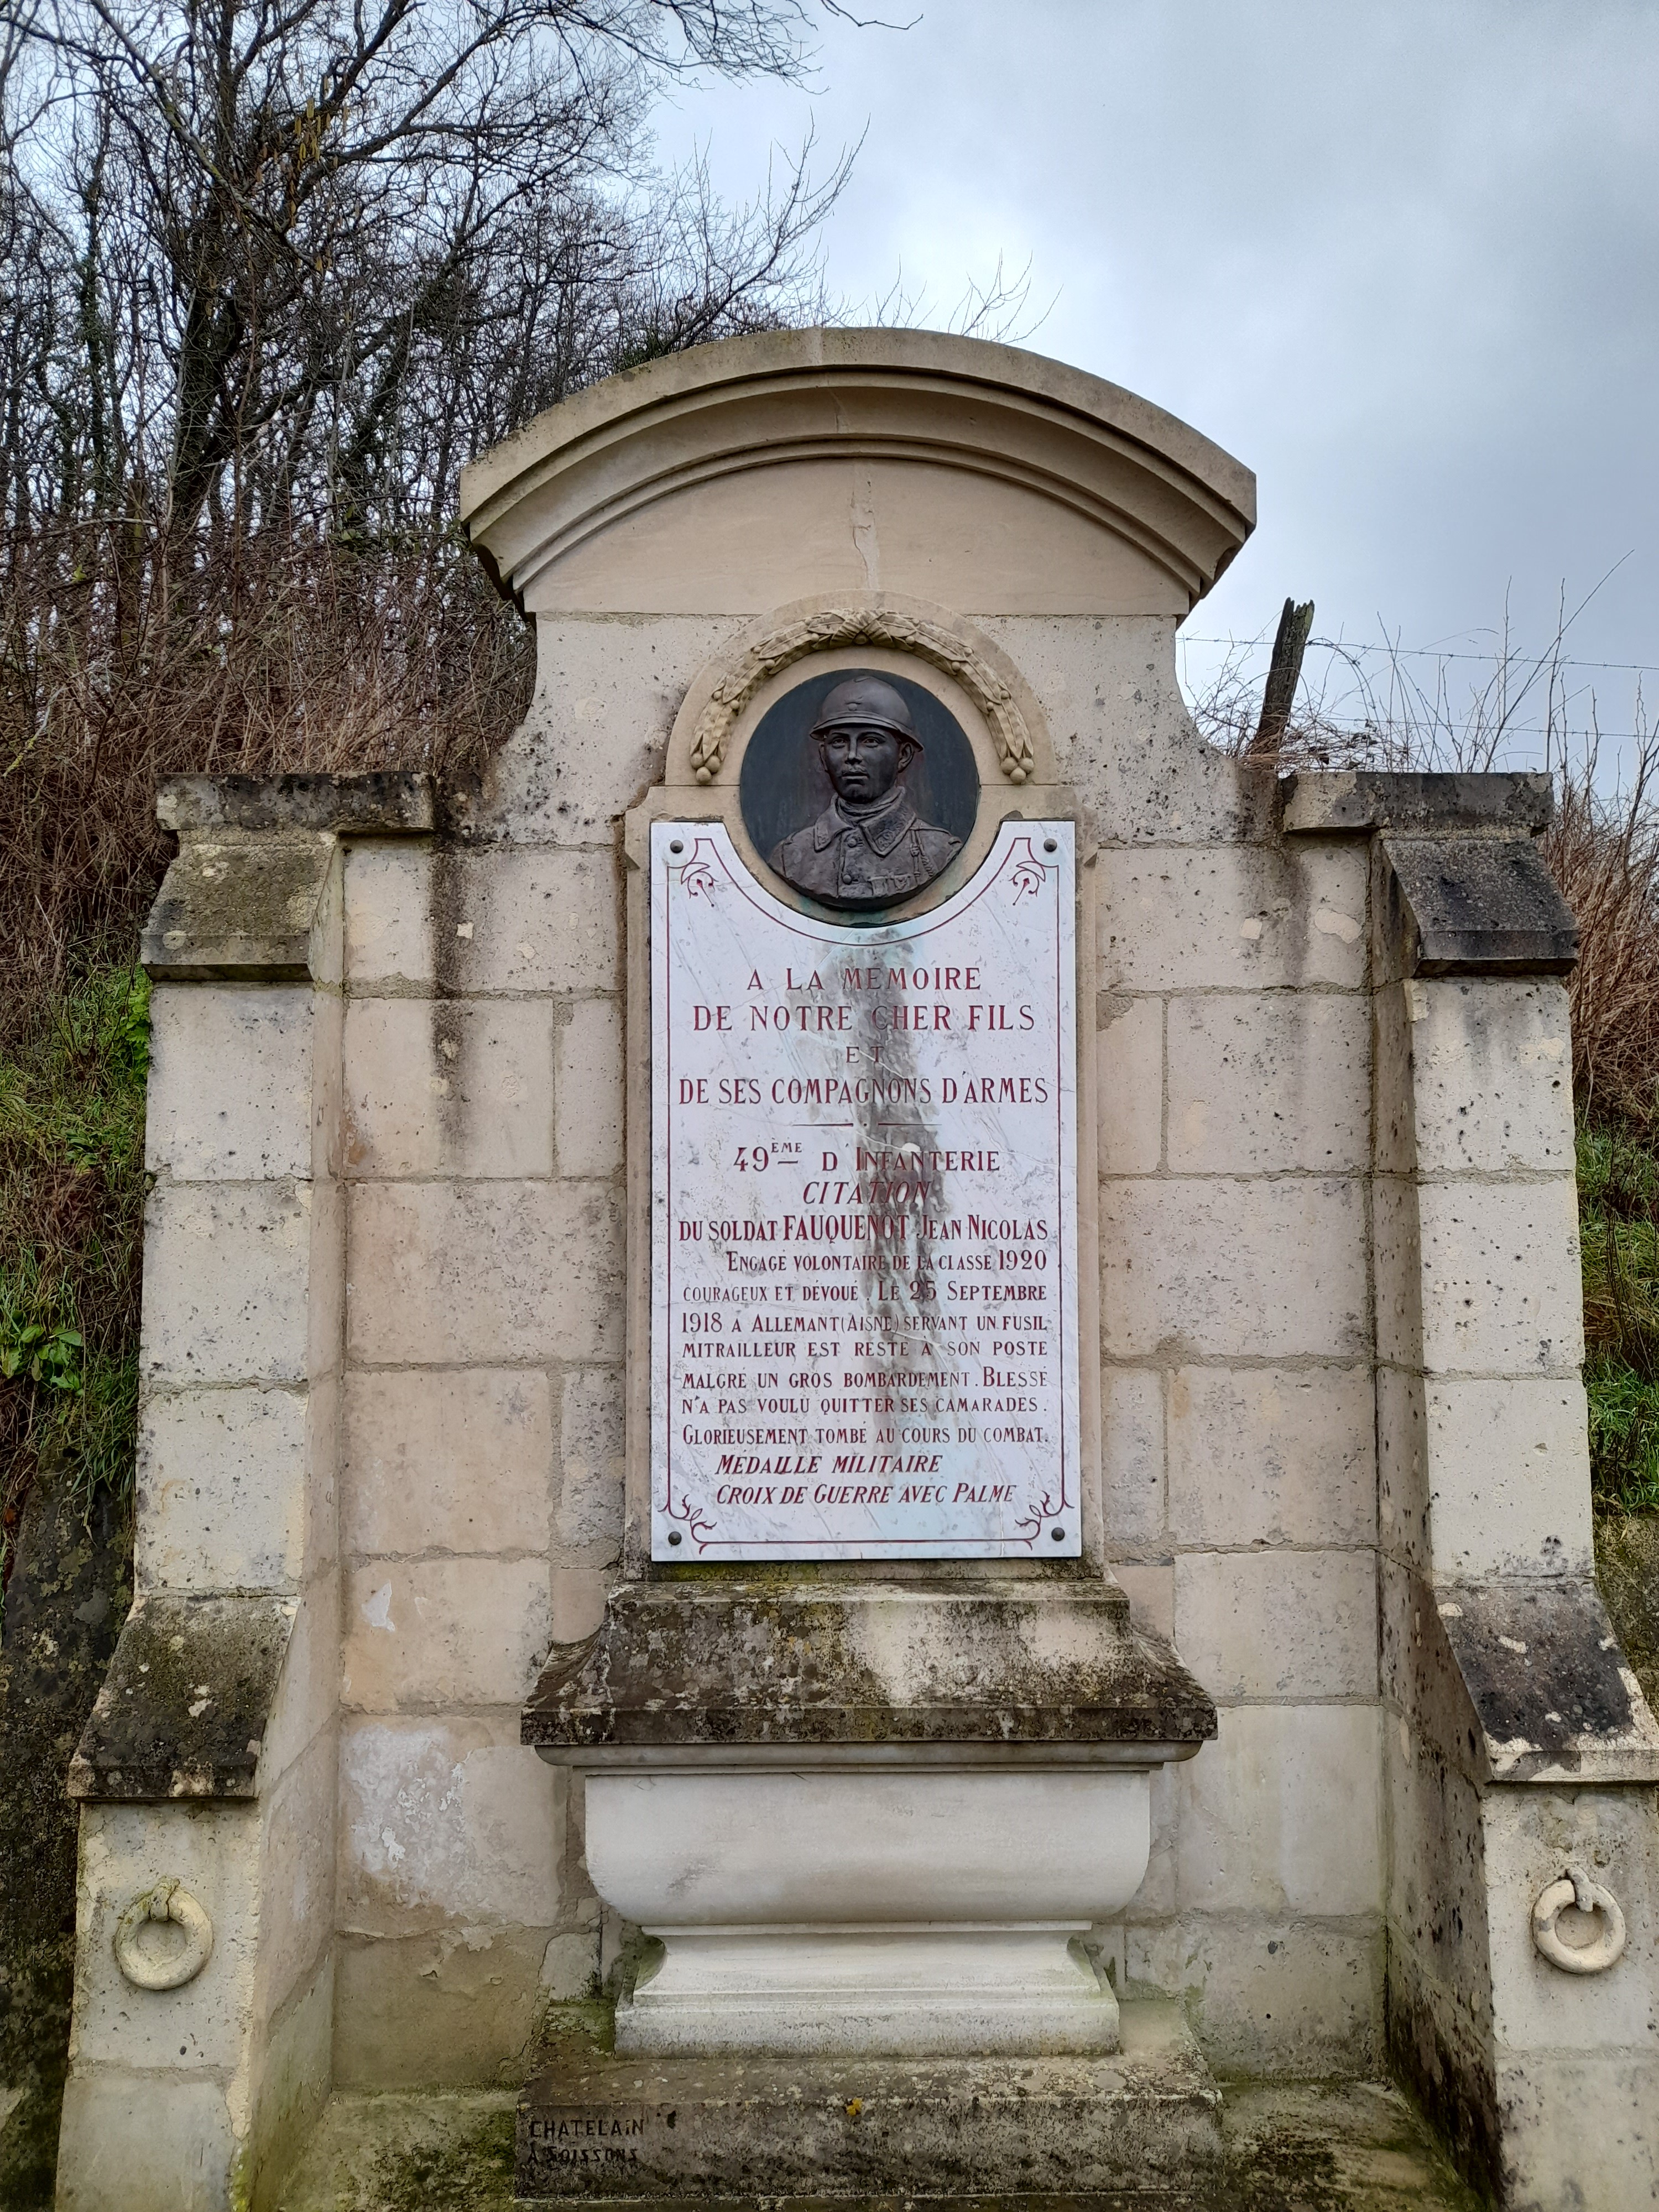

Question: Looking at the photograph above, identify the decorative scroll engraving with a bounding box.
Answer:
[688,610,1036,786]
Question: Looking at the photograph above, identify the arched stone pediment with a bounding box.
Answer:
[460,327,1254,618]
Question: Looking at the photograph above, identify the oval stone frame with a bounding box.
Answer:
[738,666,980,919]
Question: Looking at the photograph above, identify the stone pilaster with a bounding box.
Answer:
[55,776,429,2212]
[1294,770,1659,2208]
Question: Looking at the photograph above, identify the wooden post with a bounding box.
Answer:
[1248,597,1314,755]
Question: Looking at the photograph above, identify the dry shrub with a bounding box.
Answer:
[1191,635,1659,1137]
[1543,724,1659,1131]
[1,528,533,1036]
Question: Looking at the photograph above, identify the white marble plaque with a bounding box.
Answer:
[650,821,1079,1560]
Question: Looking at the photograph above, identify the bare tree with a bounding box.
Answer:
[0,0,860,994]
[5,0,850,548]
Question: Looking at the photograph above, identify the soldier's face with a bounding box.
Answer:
[818,722,909,804]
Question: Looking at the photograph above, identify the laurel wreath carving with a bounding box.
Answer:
[687,609,1035,785]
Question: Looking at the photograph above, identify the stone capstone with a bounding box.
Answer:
[141,833,338,980]
[521,1576,1218,1753]
[157,771,437,836]
[1282,769,1554,838]
[1383,1571,1659,1786]
[1378,833,1579,977]
[68,1592,294,1801]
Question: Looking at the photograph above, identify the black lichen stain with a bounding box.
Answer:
[0,1473,131,2210]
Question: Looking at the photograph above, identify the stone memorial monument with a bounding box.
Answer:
[50,329,1659,2210]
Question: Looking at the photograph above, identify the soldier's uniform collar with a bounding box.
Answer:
[813,789,917,855]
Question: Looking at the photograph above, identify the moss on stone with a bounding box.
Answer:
[0,1475,131,2209]
[348,2109,515,2212]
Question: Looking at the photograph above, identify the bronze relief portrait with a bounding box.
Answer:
[739,669,980,916]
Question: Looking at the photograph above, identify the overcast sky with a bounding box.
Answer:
[655,1,1659,773]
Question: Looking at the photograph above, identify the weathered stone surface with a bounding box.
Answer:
[1378,834,1578,978]
[1493,2048,1659,2211]
[555,1369,624,1555]
[479,615,728,842]
[140,1180,314,1385]
[1121,1918,1382,2078]
[1412,1179,1584,1378]
[1165,992,1369,1173]
[524,1578,1216,1752]
[341,1558,551,1713]
[460,326,1255,619]
[255,1730,339,2011]
[1406,978,1574,1175]
[333,1927,552,2088]
[1380,1561,1659,1785]
[516,1998,1221,2200]
[347,1180,622,1365]
[982,613,1280,849]
[142,833,340,980]
[157,770,436,835]
[1099,1176,1368,1361]
[69,1593,294,1801]
[1420,1378,1594,1578]
[1167,1365,1375,1548]
[343,1368,554,1558]
[1097,993,1162,1174]
[555,997,624,1178]
[136,1385,310,1591]
[343,996,556,1178]
[1100,1365,1165,1544]
[276,2069,1486,2210]
[54,2069,240,2212]
[1109,1558,1176,1643]
[1384,1929,1502,2203]
[1481,1783,1659,2054]
[1097,842,1367,992]
[146,984,316,1180]
[1384,1719,1493,2002]
[338,1715,560,1936]
[1175,1704,1382,1916]
[1282,769,1553,838]
[343,844,619,992]
[1173,1549,1378,1703]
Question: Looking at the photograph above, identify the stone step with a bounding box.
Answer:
[515,1999,1222,2203]
[273,2068,1484,2211]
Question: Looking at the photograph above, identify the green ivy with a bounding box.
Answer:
[1578,1119,1659,1515]
[1,965,149,1598]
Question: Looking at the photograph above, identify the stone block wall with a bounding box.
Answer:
[331,831,628,2079]
[306,610,1395,2080]
[983,618,1385,2070]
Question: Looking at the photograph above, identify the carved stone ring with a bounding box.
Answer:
[1532,1865,1626,1975]
[113,1880,214,1991]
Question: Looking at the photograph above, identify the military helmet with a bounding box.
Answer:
[810,675,920,746]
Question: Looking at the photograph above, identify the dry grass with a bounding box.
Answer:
[1543,726,1659,1132]
[2,530,534,1035]
[0,524,533,1598]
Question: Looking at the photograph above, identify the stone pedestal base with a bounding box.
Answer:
[515,1999,1221,2204]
